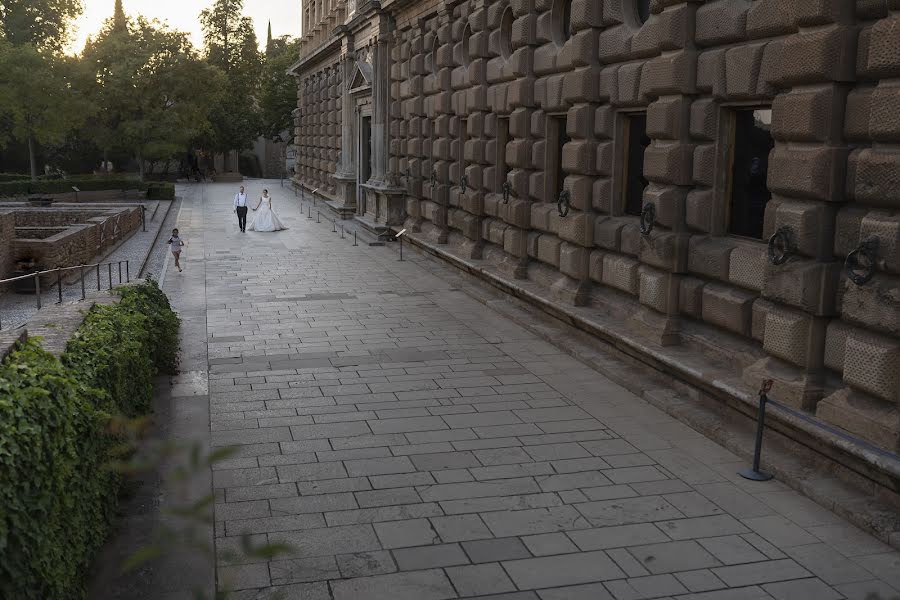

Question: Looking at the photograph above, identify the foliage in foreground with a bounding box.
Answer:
[0,280,179,599]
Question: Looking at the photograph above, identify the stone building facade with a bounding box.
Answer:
[291,0,900,459]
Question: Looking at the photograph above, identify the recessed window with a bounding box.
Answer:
[548,115,569,203]
[461,25,472,67]
[500,8,514,60]
[623,113,650,217]
[459,118,468,187]
[637,0,651,23]
[429,37,439,74]
[552,0,573,45]
[360,115,372,184]
[496,117,510,192]
[728,108,774,239]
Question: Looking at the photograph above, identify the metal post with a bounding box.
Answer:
[118,261,122,284]
[308,206,312,219]
[354,231,358,246]
[341,225,345,239]
[332,219,336,232]
[35,274,41,310]
[97,264,101,291]
[57,270,63,304]
[126,260,130,282]
[141,205,146,232]
[108,263,112,290]
[81,265,86,300]
[317,211,320,223]
[399,235,403,261]
[739,380,774,481]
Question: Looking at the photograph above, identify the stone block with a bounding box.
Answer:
[697,49,726,96]
[639,230,688,273]
[762,304,821,368]
[639,267,677,314]
[594,217,624,251]
[531,202,552,232]
[771,85,836,143]
[764,199,834,259]
[643,142,695,186]
[558,212,593,247]
[751,298,775,342]
[728,243,766,292]
[640,50,698,98]
[859,211,900,274]
[592,179,613,214]
[601,254,640,295]
[642,184,685,230]
[537,233,562,267]
[869,83,900,141]
[620,223,641,256]
[686,189,714,233]
[843,329,900,403]
[840,273,900,337]
[565,175,593,211]
[866,14,900,78]
[846,148,900,209]
[774,28,857,85]
[824,319,852,373]
[696,0,751,47]
[596,142,614,177]
[679,277,705,319]
[725,42,767,98]
[504,227,528,257]
[647,96,688,140]
[688,236,736,281]
[559,243,590,279]
[564,66,603,103]
[763,260,841,316]
[690,98,718,141]
[595,105,615,138]
[702,283,756,337]
[692,144,716,187]
[562,141,596,175]
[615,62,644,105]
[768,145,847,203]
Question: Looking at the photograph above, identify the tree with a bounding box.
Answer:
[83,14,226,179]
[0,0,83,51]
[259,34,300,140]
[199,0,262,157]
[0,40,91,177]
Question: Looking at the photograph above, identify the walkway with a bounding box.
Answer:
[160,179,899,600]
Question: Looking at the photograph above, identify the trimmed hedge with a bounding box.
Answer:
[0,280,179,599]
[0,178,174,199]
[145,182,175,200]
[0,173,29,182]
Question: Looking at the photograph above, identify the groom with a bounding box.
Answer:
[234,185,249,232]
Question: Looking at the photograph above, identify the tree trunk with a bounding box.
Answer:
[27,131,37,180]
[137,148,145,181]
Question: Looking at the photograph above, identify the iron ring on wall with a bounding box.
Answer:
[557,189,570,217]
[639,203,656,236]
[845,236,879,286]
[767,226,795,265]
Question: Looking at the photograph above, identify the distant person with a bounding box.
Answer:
[167,228,185,272]
[248,189,287,232]
[234,185,249,232]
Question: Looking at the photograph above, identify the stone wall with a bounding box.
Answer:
[0,212,15,290]
[293,0,900,453]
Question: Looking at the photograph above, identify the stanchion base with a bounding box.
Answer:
[738,468,773,482]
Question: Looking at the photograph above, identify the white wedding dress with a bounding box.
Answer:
[248,197,287,232]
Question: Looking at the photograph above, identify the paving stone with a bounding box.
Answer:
[537,582,615,600]
[446,563,517,597]
[431,514,494,542]
[275,462,347,482]
[568,523,670,551]
[369,416,449,434]
[355,487,422,508]
[674,569,727,593]
[627,540,722,574]
[393,543,470,570]
[658,515,749,540]
[471,463,555,481]
[289,421,371,440]
[410,451,482,471]
[336,550,397,578]
[439,492,563,515]
[217,563,271,591]
[462,537,531,563]
[269,493,357,515]
[330,433,409,450]
[741,516,820,549]
[606,547,651,577]
[473,447,534,465]
[762,577,842,600]
[225,513,326,535]
[326,503,444,526]
[369,472,436,489]
[330,569,457,600]
[524,443,591,461]
[268,524,382,558]
[503,551,625,589]
[698,535,768,565]
[297,477,371,495]
[481,506,591,537]
[711,558,812,587]
[522,532,580,556]
[345,456,416,477]
[268,556,339,585]
[575,495,683,527]
[418,478,541,502]
[374,518,439,549]
[537,471,612,492]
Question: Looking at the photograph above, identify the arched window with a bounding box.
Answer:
[430,37,440,74]
[500,7,514,60]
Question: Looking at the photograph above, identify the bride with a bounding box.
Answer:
[248,189,288,232]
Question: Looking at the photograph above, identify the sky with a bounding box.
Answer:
[67,0,301,55]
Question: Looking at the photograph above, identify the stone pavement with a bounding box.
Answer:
[161,179,900,600]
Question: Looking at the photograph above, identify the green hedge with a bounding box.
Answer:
[0,280,179,599]
[145,182,175,200]
[0,173,29,182]
[0,178,173,199]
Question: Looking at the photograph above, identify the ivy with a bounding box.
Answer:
[0,280,179,598]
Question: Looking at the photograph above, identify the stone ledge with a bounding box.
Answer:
[402,231,900,550]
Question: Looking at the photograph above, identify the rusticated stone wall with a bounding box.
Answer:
[296,64,343,198]
[293,0,900,453]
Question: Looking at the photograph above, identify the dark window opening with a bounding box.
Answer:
[562,0,572,41]
[500,8,514,60]
[637,0,651,23]
[624,113,649,217]
[497,117,509,192]
[550,116,569,202]
[728,108,774,239]
[360,115,372,184]
[459,118,467,186]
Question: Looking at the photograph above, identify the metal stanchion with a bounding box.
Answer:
[395,229,407,261]
[108,263,112,290]
[57,270,63,304]
[97,264,101,291]
[141,204,146,232]
[81,265,86,299]
[739,380,774,481]
[353,231,357,246]
[308,206,312,219]
[118,261,123,284]
[341,225,345,239]
[317,211,321,223]
[35,274,41,310]
[126,261,130,282]
[332,219,336,232]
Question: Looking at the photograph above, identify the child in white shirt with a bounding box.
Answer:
[167,228,185,272]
